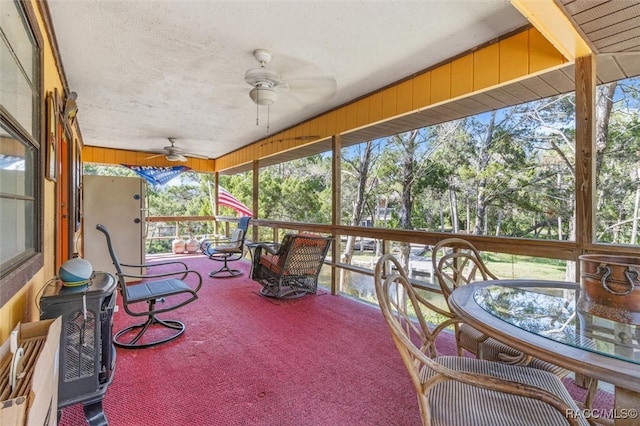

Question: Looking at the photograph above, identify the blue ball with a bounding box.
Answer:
[59,258,93,283]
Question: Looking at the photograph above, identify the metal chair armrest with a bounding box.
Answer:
[120,259,189,270]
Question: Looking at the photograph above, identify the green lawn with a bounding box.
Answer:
[482,253,568,281]
[347,250,569,281]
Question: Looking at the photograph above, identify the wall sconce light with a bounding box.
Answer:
[64,91,78,125]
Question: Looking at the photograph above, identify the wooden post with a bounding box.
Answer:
[252,160,259,241]
[573,54,596,389]
[574,55,596,259]
[214,172,220,237]
[332,134,342,295]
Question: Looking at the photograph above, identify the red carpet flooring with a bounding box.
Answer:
[58,255,614,425]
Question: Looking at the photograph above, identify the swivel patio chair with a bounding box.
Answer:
[96,224,202,348]
[251,233,332,299]
[201,216,251,278]
[374,253,588,426]
[432,237,569,378]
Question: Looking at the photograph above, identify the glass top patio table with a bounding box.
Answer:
[472,282,640,366]
[448,279,640,398]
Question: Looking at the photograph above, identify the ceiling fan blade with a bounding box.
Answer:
[286,76,337,94]
[145,153,165,159]
[274,82,289,93]
[184,152,209,159]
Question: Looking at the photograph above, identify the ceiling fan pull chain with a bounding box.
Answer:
[267,104,270,134]
[256,90,260,126]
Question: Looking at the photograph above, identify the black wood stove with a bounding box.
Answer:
[39,271,117,425]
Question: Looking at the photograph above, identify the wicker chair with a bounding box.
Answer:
[374,253,588,426]
[432,237,569,378]
[251,233,332,299]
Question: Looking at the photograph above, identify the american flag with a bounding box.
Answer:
[218,187,253,217]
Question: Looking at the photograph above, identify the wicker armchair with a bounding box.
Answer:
[432,238,569,378]
[251,233,332,299]
[374,253,588,426]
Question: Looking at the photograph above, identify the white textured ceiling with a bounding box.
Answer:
[47,0,528,160]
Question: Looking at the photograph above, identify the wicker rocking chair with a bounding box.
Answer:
[251,233,332,299]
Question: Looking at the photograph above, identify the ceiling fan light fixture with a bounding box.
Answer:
[166,152,187,162]
[249,87,277,105]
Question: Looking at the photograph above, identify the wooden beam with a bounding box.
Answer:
[511,0,592,60]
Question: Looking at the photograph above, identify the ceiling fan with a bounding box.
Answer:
[244,49,337,133]
[145,138,207,162]
[244,49,289,107]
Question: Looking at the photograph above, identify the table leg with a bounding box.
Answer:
[614,387,640,426]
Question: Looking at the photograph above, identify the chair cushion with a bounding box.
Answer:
[421,356,587,426]
[259,245,324,276]
[459,324,569,378]
[292,234,328,248]
[126,278,193,303]
[208,246,242,255]
[259,254,283,274]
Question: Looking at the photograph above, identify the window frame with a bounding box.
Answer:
[0,0,44,307]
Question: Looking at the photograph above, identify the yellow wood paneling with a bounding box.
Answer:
[335,107,347,134]
[356,98,370,127]
[325,110,337,135]
[500,31,529,82]
[473,44,500,91]
[317,114,327,137]
[125,150,136,164]
[369,91,383,123]
[305,119,318,139]
[430,63,451,104]
[82,146,214,172]
[345,102,358,130]
[278,129,295,150]
[381,86,397,119]
[412,72,431,109]
[529,28,567,73]
[451,56,474,98]
[396,80,413,114]
[105,148,116,164]
[267,137,277,157]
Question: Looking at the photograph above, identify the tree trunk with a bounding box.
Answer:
[595,82,617,178]
[474,111,496,235]
[341,141,374,265]
[449,186,459,233]
[398,131,418,270]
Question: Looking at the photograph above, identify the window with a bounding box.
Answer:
[595,77,640,245]
[0,0,43,305]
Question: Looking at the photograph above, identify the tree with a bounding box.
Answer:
[341,140,377,266]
